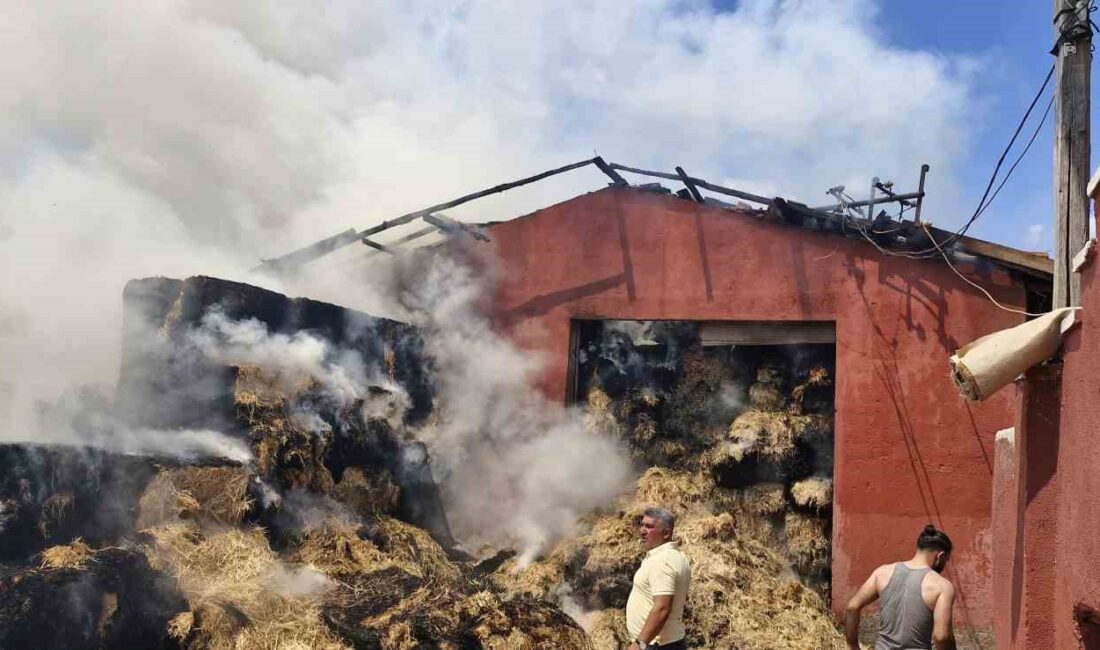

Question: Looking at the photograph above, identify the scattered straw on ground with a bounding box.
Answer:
[137,466,252,530]
[39,538,94,570]
[791,477,833,510]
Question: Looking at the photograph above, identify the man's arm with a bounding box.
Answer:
[629,594,672,647]
[932,581,957,650]
[844,568,881,650]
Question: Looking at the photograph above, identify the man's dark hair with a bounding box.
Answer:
[916,524,952,553]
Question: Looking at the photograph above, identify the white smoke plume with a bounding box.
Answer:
[381,247,633,557]
[187,309,404,407]
[0,0,979,552]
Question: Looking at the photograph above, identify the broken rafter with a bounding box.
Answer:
[593,156,628,186]
[675,166,705,203]
[361,238,395,255]
[422,213,491,242]
[256,157,600,274]
[608,162,774,207]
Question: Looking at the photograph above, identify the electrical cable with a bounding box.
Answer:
[921,223,1045,316]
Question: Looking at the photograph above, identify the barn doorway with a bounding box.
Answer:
[569,319,837,596]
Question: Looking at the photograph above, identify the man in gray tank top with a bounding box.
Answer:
[843,525,957,650]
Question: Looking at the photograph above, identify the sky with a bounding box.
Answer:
[877,0,1083,253]
[0,0,1090,423]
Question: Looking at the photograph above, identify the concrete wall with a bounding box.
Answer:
[483,187,1026,627]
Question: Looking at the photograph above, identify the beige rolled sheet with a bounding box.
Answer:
[950,308,1078,401]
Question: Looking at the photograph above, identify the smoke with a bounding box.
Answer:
[187,309,404,407]
[376,247,632,556]
[0,0,977,557]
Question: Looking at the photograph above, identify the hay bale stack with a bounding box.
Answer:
[144,523,346,650]
[785,512,831,575]
[136,466,251,530]
[497,470,844,649]
[333,466,400,518]
[739,483,787,516]
[791,477,833,510]
[587,608,631,649]
[748,381,784,410]
[727,410,831,462]
[235,366,336,495]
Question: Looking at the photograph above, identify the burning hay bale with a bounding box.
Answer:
[334,466,401,518]
[237,368,338,496]
[748,381,784,411]
[726,410,831,462]
[0,545,188,649]
[293,518,389,577]
[136,466,252,530]
[790,365,832,415]
[37,492,75,538]
[792,477,833,510]
[144,523,346,649]
[739,482,787,516]
[785,512,831,576]
[369,515,463,587]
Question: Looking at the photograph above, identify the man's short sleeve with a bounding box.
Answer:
[650,555,680,596]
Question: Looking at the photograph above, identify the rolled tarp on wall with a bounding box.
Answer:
[950,308,1079,401]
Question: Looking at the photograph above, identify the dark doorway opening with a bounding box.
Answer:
[569,319,837,596]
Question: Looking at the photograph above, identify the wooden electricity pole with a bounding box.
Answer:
[1053,0,1092,308]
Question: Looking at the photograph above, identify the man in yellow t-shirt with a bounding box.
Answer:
[626,507,691,650]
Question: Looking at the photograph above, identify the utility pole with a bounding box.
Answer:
[1053,0,1092,308]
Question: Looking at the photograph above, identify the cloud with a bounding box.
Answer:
[1025,223,1047,251]
[0,0,978,441]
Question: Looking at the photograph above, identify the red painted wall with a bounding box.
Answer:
[993,193,1100,649]
[483,188,1025,628]
[1050,198,1100,648]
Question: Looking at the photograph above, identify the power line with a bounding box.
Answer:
[921,224,1044,317]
